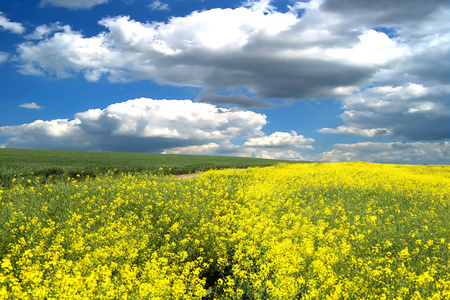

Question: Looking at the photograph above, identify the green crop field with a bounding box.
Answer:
[0,148,299,188]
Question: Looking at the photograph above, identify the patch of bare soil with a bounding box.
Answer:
[174,172,206,179]
[174,168,247,180]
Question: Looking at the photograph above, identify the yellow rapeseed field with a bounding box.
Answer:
[0,162,449,299]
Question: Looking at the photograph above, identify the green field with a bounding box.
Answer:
[0,148,299,188]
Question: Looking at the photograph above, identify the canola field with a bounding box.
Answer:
[0,162,449,299]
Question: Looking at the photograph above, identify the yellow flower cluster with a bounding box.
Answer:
[0,163,449,299]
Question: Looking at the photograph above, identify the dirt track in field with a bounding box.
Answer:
[174,172,206,179]
[174,168,247,180]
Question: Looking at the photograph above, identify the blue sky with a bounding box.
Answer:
[0,0,448,164]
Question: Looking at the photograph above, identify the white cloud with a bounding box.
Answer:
[309,142,450,165]
[149,1,169,11]
[163,141,309,160]
[0,12,25,34]
[0,119,81,138]
[323,83,450,141]
[17,26,117,79]
[244,0,276,13]
[75,98,266,140]
[163,143,223,156]
[25,23,65,40]
[15,4,376,102]
[0,98,267,152]
[325,7,449,142]
[12,1,449,87]
[19,102,44,110]
[40,0,109,9]
[244,131,314,149]
[0,52,8,64]
[319,126,392,137]
[0,97,315,160]
[17,0,447,108]
[322,8,449,141]
[164,131,315,160]
[245,149,306,160]
[326,29,408,65]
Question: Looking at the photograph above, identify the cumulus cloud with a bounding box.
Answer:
[25,23,66,40]
[163,141,309,160]
[149,1,169,11]
[322,83,450,141]
[0,98,266,152]
[318,4,449,142]
[164,131,315,160]
[0,12,25,34]
[16,0,447,108]
[40,0,109,9]
[0,97,315,159]
[17,25,115,79]
[309,141,450,165]
[0,119,83,150]
[163,143,225,156]
[15,2,387,104]
[19,102,44,110]
[244,131,314,149]
[76,98,267,140]
[319,126,392,137]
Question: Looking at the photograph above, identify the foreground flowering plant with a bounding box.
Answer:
[0,162,449,299]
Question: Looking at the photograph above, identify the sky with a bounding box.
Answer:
[0,0,449,164]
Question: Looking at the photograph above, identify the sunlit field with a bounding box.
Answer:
[0,148,295,189]
[1,162,449,299]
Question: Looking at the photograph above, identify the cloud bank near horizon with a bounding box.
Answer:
[1,98,307,158]
[1,97,449,164]
[310,142,450,165]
